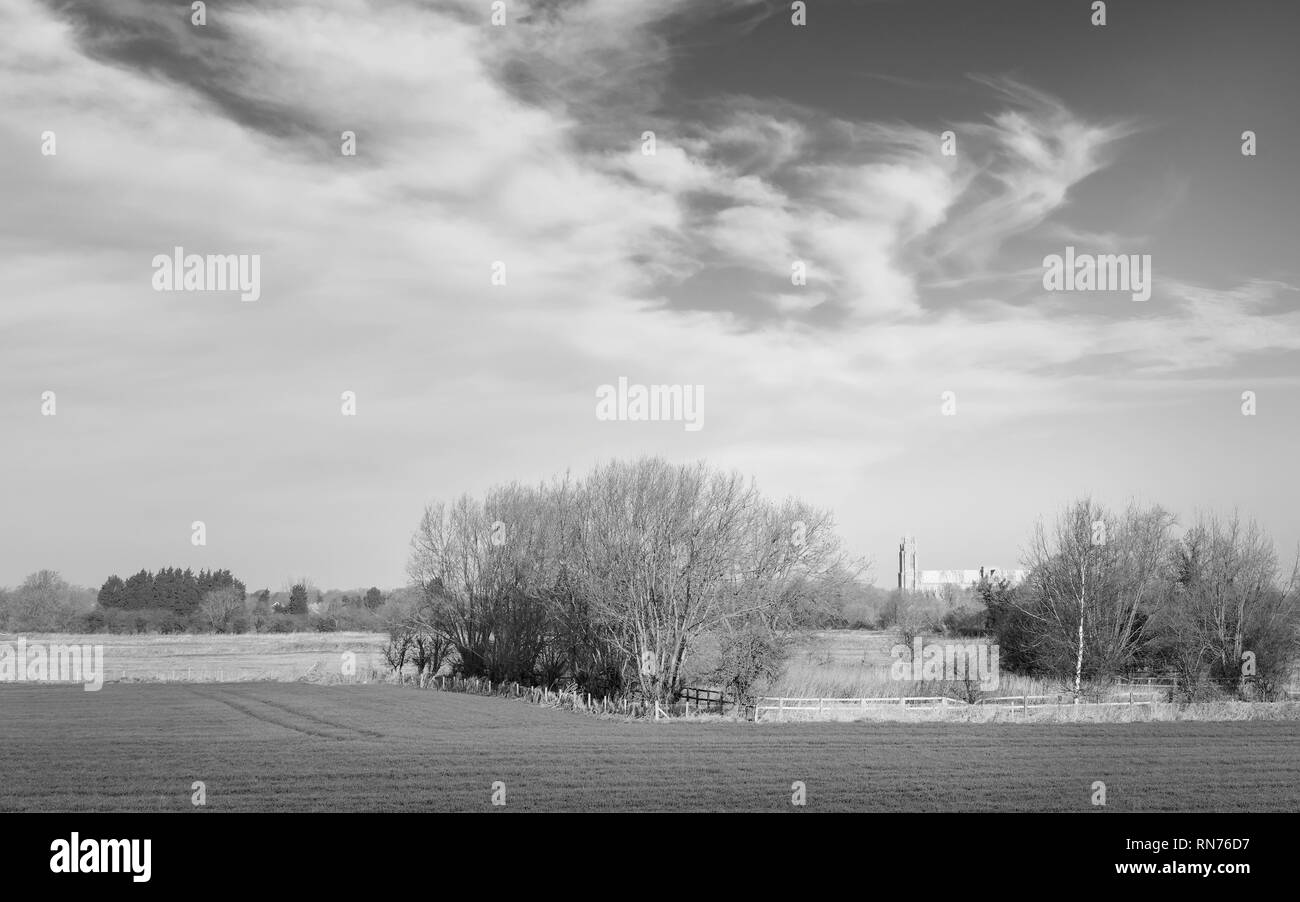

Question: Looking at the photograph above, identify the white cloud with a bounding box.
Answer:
[0,0,1294,589]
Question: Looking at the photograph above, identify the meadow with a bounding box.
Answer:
[772,629,1060,699]
[0,629,1082,714]
[2,631,389,682]
[1,682,1298,812]
[773,630,1300,704]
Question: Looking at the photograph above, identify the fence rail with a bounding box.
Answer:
[754,692,1167,722]
[425,675,755,720]
[680,686,729,714]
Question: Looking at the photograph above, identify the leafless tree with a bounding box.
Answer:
[198,586,245,633]
[405,457,859,702]
[0,570,94,632]
[1017,499,1175,694]
[1153,513,1299,697]
[570,459,754,702]
[380,628,413,679]
[726,497,863,635]
[407,478,571,683]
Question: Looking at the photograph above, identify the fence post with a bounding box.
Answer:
[1022,694,1028,716]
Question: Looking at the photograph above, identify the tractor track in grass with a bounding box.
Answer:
[227,686,387,739]
[182,685,381,742]
[3,683,1299,811]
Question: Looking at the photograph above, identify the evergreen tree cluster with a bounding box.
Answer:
[96,567,247,614]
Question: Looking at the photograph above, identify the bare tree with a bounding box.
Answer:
[408,631,450,686]
[405,458,859,702]
[1017,499,1175,693]
[709,623,788,707]
[380,627,413,680]
[198,586,245,633]
[0,570,95,632]
[407,478,570,683]
[726,497,863,635]
[893,590,936,650]
[1153,513,1299,698]
[571,459,756,702]
[378,586,454,686]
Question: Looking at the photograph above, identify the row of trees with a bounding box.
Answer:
[397,457,863,702]
[6,484,1294,703]
[0,570,97,632]
[984,501,1300,699]
[1,566,393,635]
[97,568,247,615]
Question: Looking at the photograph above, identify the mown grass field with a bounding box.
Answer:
[1,683,1297,812]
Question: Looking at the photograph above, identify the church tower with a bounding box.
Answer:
[898,536,918,591]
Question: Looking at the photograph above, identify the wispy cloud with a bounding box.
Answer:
[0,0,1295,588]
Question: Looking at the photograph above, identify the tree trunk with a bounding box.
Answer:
[1074,563,1087,696]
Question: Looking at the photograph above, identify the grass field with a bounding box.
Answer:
[2,631,389,682]
[774,630,1061,700]
[775,630,1300,701]
[2,682,1297,812]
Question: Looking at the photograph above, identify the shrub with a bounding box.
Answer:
[158,612,190,634]
[268,617,297,633]
[79,610,109,633]
[334,606,382,632]
[941,605,987,637]
[710,625,789,705]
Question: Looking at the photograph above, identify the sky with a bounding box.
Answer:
[2,0,1298,592]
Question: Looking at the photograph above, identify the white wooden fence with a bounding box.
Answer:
[754,690,1168,722]
[755,695,964,721]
